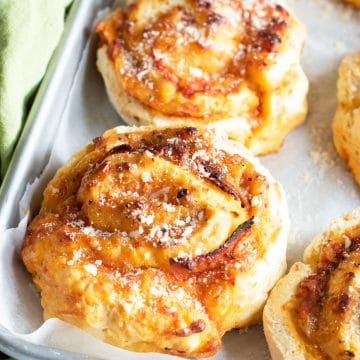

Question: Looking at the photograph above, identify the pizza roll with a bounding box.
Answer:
[333,52,360,185]
[343,0,360,8]
[95,0,308,155]
[264,208,360,360]
[22,125,288,357]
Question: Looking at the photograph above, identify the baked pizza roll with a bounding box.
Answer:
[95,0,309,155]
[264,208,360,360]
[22,126,289,358]
[333,52,360,185]
[343,0,360,8]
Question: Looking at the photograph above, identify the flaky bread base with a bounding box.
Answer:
[246,66,308,155]
[29,125,289,357]
[263,207,360,360]
[97,47,308,156]
[263,262,312,360]
[333,52,360,185]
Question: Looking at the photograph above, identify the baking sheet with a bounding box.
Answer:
[1,0,360,359]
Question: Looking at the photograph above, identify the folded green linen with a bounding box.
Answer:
[0,0,72,179]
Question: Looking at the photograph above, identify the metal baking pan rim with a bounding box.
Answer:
[0,0,81,231]
[0,0,113,358]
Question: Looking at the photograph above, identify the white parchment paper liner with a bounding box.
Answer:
[0,1,359,359]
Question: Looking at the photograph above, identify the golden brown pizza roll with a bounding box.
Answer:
[95,0,309,155]
[333,52,360,185]
[343,0,360,8]
[22,125,289,358]
[264,208,360,360]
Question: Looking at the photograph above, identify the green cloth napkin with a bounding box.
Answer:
[0,0,72,179]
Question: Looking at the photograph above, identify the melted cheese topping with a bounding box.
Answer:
[293,227,360,359]
[96,0,296,121]
[22,126,288,357]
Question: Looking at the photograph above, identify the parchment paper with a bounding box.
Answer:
[0,1,359,359]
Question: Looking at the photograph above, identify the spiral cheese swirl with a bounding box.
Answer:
[264,208,360,360]
[22,126,288,357]
[95,0,308,155]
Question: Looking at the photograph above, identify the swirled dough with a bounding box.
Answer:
[95,0,308,155]
[264,208,360,360]
[22,125,288,358]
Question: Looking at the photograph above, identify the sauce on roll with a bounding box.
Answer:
[95,0,309,155]
[264,208,360,360]
[22,126,289,358]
